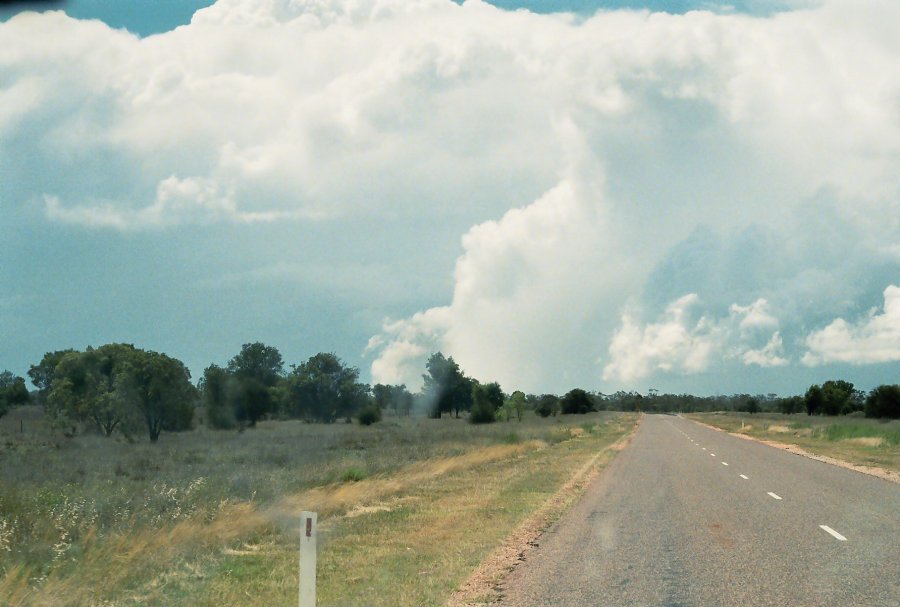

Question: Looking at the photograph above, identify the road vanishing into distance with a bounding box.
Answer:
[501,414,900,607]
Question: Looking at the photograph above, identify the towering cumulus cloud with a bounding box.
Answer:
[1,0,898,393]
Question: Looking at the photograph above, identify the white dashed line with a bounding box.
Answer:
[721,462,729,466]
[739,474,749,480]
[819,525,847,541]
[702,447,707,451]
[710,453,716,457]
[767,492,783,500]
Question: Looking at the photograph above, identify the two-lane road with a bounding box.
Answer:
[501,414,900,606]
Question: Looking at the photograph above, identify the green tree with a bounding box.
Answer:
[422,353,473,418]
[778,395,804,415]
[469,383,496,424]
[283,353,369,423]
[373,383,414,417]
[744,397,760,414]
[805,384,823,416]
[0,370,30,418]
[865,385,900,419]
[124,350,196,442]
[534,394,559,418]
[226,342,284,426]
[821,380,856,416]
[27,349,74,404]
[200,364,237,429]
[357,403,382,426]
[48,345,137,436]
[560,388,594,415]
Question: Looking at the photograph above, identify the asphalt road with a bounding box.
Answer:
[500,414,900,606]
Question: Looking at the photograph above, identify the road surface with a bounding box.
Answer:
[500,414,900,606]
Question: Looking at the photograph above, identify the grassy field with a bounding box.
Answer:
[687,412,900,473]
[0,406,637,606]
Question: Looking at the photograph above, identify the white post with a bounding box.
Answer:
[299,511,317,607]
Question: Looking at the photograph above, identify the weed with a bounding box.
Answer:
[341,467,368,482]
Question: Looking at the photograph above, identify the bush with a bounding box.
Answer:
[341,466,367,482]
[560,389,594,415]
[535,395,558,418]
[865,385,900,419]
[357,404,382,426]
[469,385,496,424]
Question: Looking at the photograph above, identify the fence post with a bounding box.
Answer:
[299,511,317,607]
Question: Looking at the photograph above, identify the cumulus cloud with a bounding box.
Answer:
[802,285,900,366]
[2,0,899,391]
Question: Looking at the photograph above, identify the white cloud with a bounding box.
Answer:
[602,294,725,383]
[2,1,899,391]
[802,285,900,365]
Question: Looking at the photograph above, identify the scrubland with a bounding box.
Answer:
[0,406,636,606]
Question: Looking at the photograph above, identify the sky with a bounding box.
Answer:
[1,0,898,396]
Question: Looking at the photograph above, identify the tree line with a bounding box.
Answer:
[1,343,897,444]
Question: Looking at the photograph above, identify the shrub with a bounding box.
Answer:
[341,466,367,482]
[535,395,558,418]
[357,404,382,426]
[468,385,496,424]
[560,389,594,415]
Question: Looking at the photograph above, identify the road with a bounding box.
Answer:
[500,414,900,606]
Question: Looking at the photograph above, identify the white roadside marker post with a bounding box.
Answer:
[300,511,317,607]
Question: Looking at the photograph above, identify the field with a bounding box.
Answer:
[0,406,637,606]
[687,412,900,474]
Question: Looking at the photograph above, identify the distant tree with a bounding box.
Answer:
[283,353,369,423]
[373,383,414,417]
[124,350,195,442]
[0,370,30,419]
[778,395,804,415]
[804,384,823,416]
[482,382,505,412]
[27,349,74,404]
[200,364,237,429]
[469,384,496,424]
[48,345,137,436]
[357,403,382,426]
[865,385,900,419]
[744,398,760,414]
[535,394,559,418]
[503,391,527,422]
[226,343,284,426]
[560,388,594,415]
[821,380,856,416]
[422,353,473,418]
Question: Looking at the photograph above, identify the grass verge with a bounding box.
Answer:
[0,411,637,606]
[687,412,900,477]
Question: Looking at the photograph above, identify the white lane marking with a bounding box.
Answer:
[819,525,847,541]
[702,447,707,451]
[721,462,729,466]
[739,474,749,479]
[767,492,783,500]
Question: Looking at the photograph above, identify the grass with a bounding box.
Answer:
[687,412,900,473]
[0,406,637,606]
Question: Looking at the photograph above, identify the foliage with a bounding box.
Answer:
[534,394,559,418]
[200,364,237,429]
[0,370,30,418]
[124,350,196,442]
[866,385,900,419]
[226,342,284,387]
[357,403,382,426]
[282,353,369,423]
[500,390,526,422]
[560,388,594,415]
[821,380,859,416]
[422,353,473,418]
[468,384,496,424]
[373,383,414,416]
[27,349,74,403]
[805,384,823,416]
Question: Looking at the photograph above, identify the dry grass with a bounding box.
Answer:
[0,408,637,606]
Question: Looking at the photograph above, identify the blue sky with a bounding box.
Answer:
[1,0,898,396]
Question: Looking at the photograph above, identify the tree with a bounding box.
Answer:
[805,384,823,416]
[48,345,137,436]
[200,364,237,429]
[501,391,527,422]
[560,388,594,415]
[821,380,856,416]
[226,343,284,426]
[865,385,900,419]
[744,397,760,414]
[283,353,369,423]
[534,394,559,418]
[27,349,74,404]
[0,370,30,419]
[422,353,473,418]
[357,403,382,426]
[469,384,496,424]
[373,383,414,417]
[778,395,804,415]
[124,350,196,442]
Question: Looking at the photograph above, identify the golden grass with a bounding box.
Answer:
[0,414,637,606]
